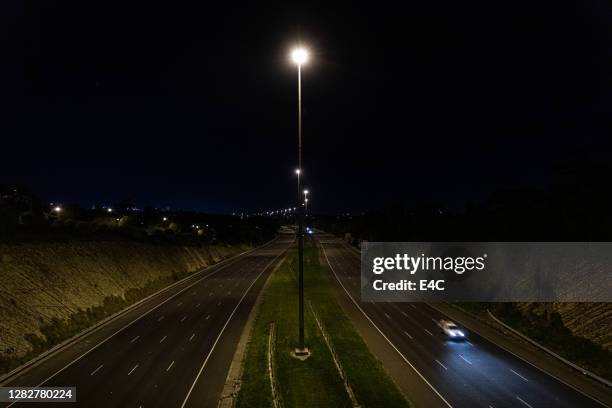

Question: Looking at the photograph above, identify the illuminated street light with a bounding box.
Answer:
[291,47,309,65]
[53,206,62,213]
[162,217,168,221]
[290,45,311,358]
[107,208,113,213]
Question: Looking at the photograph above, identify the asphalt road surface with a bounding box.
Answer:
[319,235,608,408]
[2,236,292,408]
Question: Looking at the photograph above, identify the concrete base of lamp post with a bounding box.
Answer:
[291,347,311,361]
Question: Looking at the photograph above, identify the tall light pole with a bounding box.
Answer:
[304,189,309,216]
[291,46,309,356]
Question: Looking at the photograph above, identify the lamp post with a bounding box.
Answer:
[291,46,309,357]
[304,189,309,216]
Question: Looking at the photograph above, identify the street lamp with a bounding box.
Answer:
[303,190,310,216]
[291,46,310,358]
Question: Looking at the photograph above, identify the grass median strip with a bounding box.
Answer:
[236,237,410,408]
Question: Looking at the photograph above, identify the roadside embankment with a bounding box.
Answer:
[0,239,250,374]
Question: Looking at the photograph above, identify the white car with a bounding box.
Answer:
[438,320,466,339]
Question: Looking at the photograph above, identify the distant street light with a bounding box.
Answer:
[291,45,310,358]
[53,206,62,213]
[162,217,168,221]
[107,208,113,213]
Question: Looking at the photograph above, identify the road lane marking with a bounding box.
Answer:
[410,304,417,309]
[401,311,408,317]
[189,333,195,341]
[320,243,453,408]
[516,396,533,408]
[510,369,528,382]
[205,315,211,320]
[384,313,391,319]
[90,364,104,376]
[435,360,448,370]
[424,329,433,336]
[128,364,139,376]
[180,316,187,322]
[160,335,167,343]
[458,354,472,365]
[130,336,140,343]
[403,331,413,339]
[166,360,174,372]
[157,316,165,322]
[217,301,222,306]
[181,245,289,408]
[196,303,201,308]
[466,341,474,346]
[177,302,183,306]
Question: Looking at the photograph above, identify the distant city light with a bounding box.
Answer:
[53,206,62,213]
[107,208,113,213]
[162,217,168,221]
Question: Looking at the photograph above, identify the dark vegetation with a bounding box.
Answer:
[314,160,612,242]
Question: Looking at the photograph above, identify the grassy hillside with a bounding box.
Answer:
[0,239,250,375]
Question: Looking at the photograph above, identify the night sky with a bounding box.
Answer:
[2,1,612,214]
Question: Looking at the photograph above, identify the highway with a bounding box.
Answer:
[318,235,608,408]
[2,236,292,408]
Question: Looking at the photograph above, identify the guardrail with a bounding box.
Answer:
[486,309,612,389]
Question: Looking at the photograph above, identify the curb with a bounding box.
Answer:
[487,309,612,389]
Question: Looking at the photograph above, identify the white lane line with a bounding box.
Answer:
[510,369,529,382]
[189,333,195,341]
[424,329,433,336]
[157,316,165,322]
[516,396,533,408]
[384,313,391,319]
[160,335,167,343]
[401,311,408,317]
[205,315,211,320]
[166,360,174,372]
[435,359,448,370]
[180,316,187,322]
[458,354,472,365]
[196,303,201,308]
[128,364,139,376]
[410,304,417,309]
[90,364,104,376]
[181,244,289,408]
[403,331,413,339]
[130,336,140,343]
[320,243,453,408]
[466,341,474,346]
[177,302,183,306]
